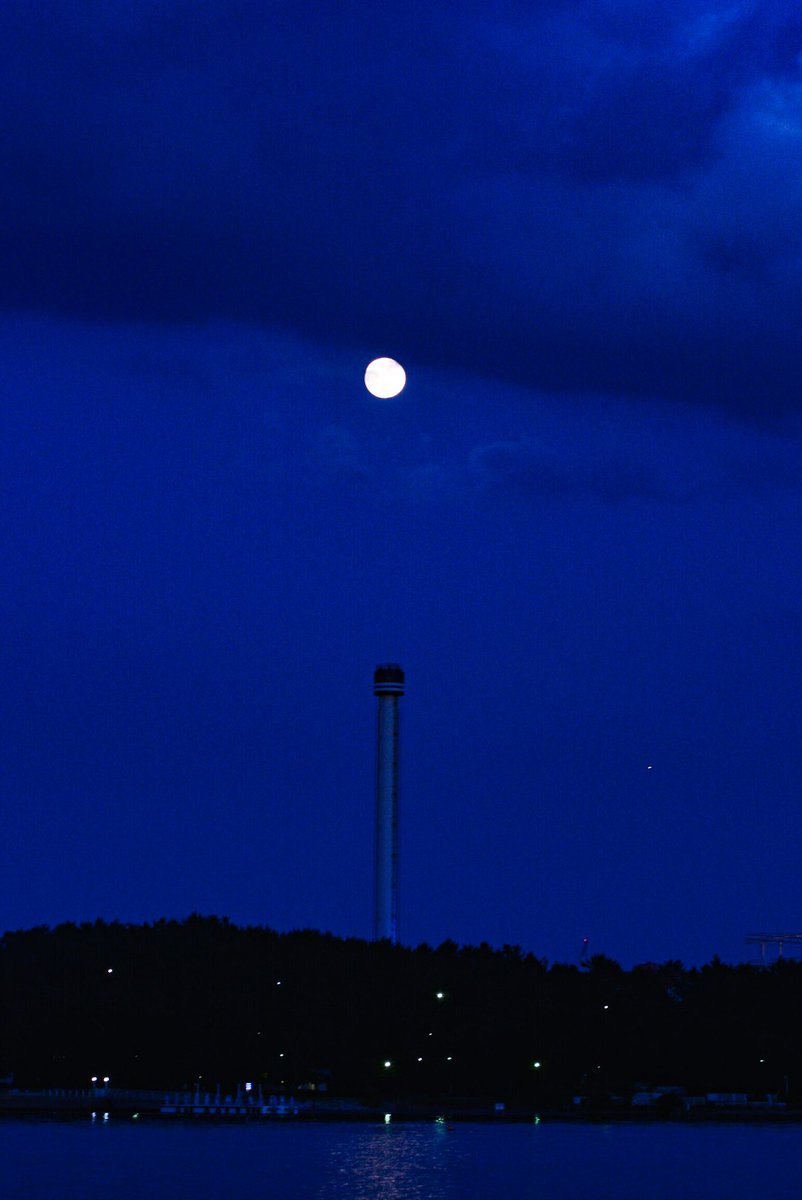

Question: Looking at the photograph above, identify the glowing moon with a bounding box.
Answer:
[364,357,406,399]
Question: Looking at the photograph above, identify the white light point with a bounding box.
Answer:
[364,357,406,399]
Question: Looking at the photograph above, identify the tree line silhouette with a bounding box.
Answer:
[1,916,800,1106]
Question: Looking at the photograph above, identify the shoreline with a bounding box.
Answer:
[2,1090,802,1124]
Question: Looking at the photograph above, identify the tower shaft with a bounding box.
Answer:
[373,664,404,944]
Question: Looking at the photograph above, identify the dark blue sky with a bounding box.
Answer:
[1,1,801,965]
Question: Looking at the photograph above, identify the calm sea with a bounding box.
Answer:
[1,1117,801,1199]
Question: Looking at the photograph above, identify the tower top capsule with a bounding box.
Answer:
[374,663,405,695]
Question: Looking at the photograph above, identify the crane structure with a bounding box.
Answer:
[745,933,802,964]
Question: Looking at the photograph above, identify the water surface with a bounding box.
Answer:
[1,1118,800,1199]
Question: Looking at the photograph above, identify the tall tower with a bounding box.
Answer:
[374,663,404,944]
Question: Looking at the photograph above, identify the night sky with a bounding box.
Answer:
[2,2,801,967]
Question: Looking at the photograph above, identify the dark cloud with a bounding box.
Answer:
[722,446,802,493]
[552,2,802,182]
[313,426,371,486]
[2,1,802,416]
[468,430,802,506]
[469,438,680,503]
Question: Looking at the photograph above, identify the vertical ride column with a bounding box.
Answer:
[374,664,404,944]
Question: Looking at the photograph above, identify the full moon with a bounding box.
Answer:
[364,357,406,399]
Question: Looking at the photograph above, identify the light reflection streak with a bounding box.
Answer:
[321,1124,462,1200]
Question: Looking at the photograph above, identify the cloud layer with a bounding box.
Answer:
[2,1,802,415]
